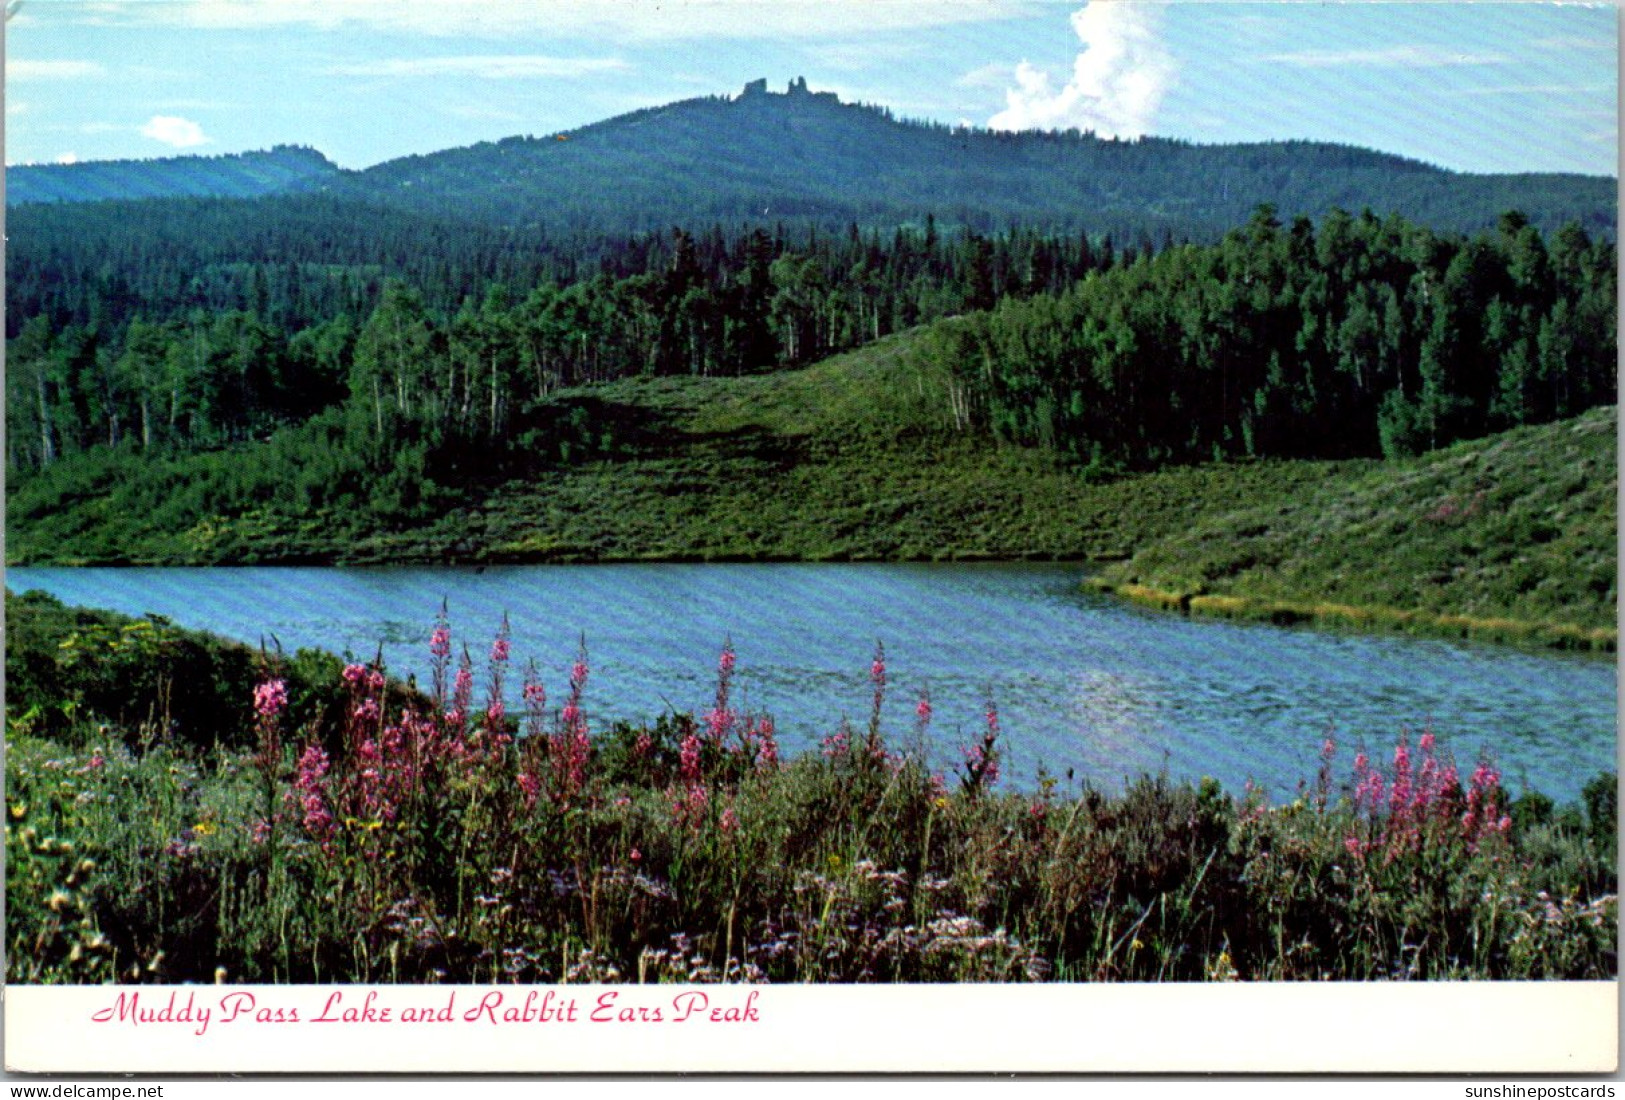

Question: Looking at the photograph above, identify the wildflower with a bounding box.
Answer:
[429,623,451,661]
[752,715,779,770]
[293,744,334,840]
[253,679,288,720]
[87,751,105,771]
[678,731,703,784]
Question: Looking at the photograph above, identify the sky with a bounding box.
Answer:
[4,0,1618,175]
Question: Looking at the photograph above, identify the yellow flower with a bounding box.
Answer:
[192,821,215,837]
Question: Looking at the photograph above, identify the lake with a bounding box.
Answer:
[7,563,1616,803]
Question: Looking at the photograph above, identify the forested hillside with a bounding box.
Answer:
[5,145,339,205]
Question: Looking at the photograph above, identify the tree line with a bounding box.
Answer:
[6,207,1614,511]
[913,208,1615,466]
[6,219,1143,472]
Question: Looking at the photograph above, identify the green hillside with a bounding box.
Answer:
[1089,405,1617,648]
[10,329,1614,649]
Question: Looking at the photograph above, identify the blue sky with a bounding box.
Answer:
[5,1,1617,175]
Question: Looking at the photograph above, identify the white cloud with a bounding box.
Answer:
[1262,46,1507,69]
[140,114,210,148]
[95,0,1035,40]
[327,55,627,79]
[55,151,79,164]
[8,59,106,80]
[956,63,1014,90]
[989,2,1175,139]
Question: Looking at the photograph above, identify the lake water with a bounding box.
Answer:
[7,563,1616,803]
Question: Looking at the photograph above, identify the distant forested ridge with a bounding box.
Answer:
[5,145,339,205]
[11,80,1613,240]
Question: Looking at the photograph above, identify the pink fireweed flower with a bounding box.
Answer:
[672,782,709,829]
[720,805,739,834]
[522,667,547,740]
[963,741,1001,787]
[491,635,510,665]
[679,731,703,784]
[753,716,778,770]
[1389,737,1413,817]
[429,624,452,661]
[254,679,288,720]
[517,771,541,809]
[342,663,368,686]
[867,641,887,743]
[87,751,106,771]
[293,744,334,840]
[916,693,932,726]
[451,659,475,722]
[708,641,737,748]
[821,723,851,760]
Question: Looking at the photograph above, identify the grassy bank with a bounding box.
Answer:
[8,605,1617,985]
[1088,406,1617,651]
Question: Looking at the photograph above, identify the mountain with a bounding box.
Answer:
[5,145,340,205]
[7,81,1616,240]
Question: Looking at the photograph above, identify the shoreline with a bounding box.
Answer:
[1082,577,1617,654]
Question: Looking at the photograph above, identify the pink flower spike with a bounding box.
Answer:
[254,679,288,719]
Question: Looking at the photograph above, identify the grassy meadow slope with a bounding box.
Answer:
[1089,406,1617,648]
[7,330,1615,649]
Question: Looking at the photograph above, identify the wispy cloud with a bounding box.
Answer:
[1262,46,1507,69]
[1531,35,1615,52]
[989,1,1175,139]
[8,59,107,80]
[140,114,210,148]
[442,104,524,122]
[95,0,1034,40]
[804,40,926,74]
[956,63,1014,90]
[327,55,628,79]
[1449,83,1613,98]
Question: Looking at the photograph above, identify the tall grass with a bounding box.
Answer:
[7,612,1616,984]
